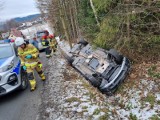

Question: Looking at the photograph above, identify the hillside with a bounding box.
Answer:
[37,38,160,120]
[37,0,160,62]
[13,14,41,23]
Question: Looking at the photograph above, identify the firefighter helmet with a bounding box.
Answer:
[15,37,25,46]
[42,35,47,40]
[49,35,54,39]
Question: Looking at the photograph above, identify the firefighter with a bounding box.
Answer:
[49,34,58,54]
[15,37,46,91]
[41,30,52,58]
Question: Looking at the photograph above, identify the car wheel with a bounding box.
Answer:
[78,38,88,46]
[108,49,123,64]
[19,69,28,90]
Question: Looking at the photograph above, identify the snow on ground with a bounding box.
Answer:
[37,38,160,120]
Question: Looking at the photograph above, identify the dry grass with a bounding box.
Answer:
[62,66,80,81]
[65,97,81,103]
[129,62,160,81]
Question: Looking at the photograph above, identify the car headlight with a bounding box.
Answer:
[0,60,14,72]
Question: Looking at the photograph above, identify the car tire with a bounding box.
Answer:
[108,49,123,64]
[78,38,88,46]
[19,69,28,90]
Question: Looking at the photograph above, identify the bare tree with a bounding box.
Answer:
[3,19,19,31]
[59,0,72,48]
[89,0,100,27]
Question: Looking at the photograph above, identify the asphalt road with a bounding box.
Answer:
[0,52,48,120]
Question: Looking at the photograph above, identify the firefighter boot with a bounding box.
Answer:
[40,73,46,81]
[29,79,36,91]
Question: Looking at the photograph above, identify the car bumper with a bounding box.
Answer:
[99,57,130,93]
[0,72,21,96]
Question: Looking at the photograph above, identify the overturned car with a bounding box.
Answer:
[66,40,130,95]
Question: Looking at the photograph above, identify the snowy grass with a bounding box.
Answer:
[39,36,160,120]
[57,39,160,120]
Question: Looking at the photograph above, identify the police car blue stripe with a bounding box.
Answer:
[12,60,21,75]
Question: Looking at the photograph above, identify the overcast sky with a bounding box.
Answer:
[0,0,40,21]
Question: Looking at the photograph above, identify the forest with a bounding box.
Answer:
[36,0,160,62]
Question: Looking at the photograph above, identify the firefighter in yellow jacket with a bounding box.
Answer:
[41,35,51,58]
[41,30,58,57]
[49,34,58,53]
[15,37,46,91]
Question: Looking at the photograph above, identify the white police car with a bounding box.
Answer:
[0,42,28,96]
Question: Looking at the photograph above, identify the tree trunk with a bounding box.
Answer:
[72,0,79,40]
[69,0,77,40]
[89,0,100,27]
[127,3,130,43]
[59,0,72,48]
